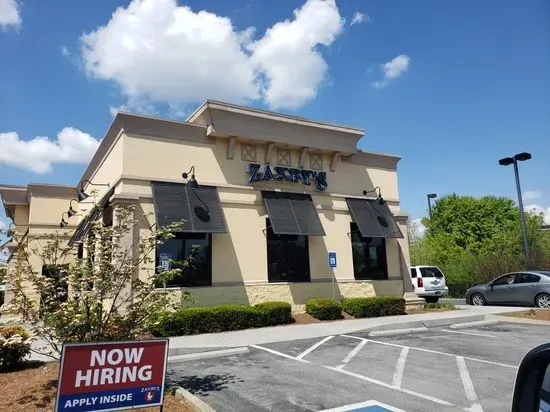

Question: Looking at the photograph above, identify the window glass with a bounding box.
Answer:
[493,274,516,286]
[266,218,310,282]
[411,268,417,278]
[515,273,540,284]
[156,232,211,287]
[419,267,444,278]
[41,264,69,311]
[350,223,388,280]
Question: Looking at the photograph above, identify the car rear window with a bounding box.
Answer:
[419,267,444,278]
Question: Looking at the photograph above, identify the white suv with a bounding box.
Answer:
[410,266,448,303]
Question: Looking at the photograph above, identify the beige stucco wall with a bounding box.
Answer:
[28,196,78,227]
[163,279,404,312]
[3,114,409,311]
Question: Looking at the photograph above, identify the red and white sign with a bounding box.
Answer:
[55,339,169,412]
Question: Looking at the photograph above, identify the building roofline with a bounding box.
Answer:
[187,100,365,135]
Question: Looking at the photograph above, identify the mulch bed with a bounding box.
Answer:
[291,311,355,324]
[0,362,193,412]
[502,308,550,321]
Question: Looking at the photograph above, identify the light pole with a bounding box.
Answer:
[427,193,437,218]
[499,152,531,268]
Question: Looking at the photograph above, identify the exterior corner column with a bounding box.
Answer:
[110,194,141,313]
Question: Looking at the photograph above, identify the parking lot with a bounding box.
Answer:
[167,322,550,412]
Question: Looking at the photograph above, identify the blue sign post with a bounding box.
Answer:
[329,252,337,299]
[328,252,337,268]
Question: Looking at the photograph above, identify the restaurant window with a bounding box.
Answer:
[350,223,388,280]
[156,232,212,287]
[40,264,69,313]
[266,218,310,282]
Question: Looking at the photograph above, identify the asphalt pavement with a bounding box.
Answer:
[440,298,467,305]
[168,322,550,412]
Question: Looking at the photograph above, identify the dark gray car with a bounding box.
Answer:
[465,271,550,307]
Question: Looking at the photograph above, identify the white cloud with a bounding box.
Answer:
[0,0,20,29]
[523,190,541,201]
[350,11,369,26]
[410,218,426,239]
[61,45,70,57]
[79,0,343,112]
[248,0,343,109]
[372,54,411,89]
[525,204,550,225]
[0,127,100,173]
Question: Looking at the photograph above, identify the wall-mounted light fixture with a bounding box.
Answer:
[67,199,79,217]
[182,166,199,189]
[60,212,70,228]
[362,186,385,205]
[78,180,110,202]
[182,166,210,221]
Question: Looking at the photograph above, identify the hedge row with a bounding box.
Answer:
[305,296,406,320]
[151,301,292,337]
[305,298,342,320]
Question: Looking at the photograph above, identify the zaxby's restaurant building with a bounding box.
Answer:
[1,101,412,309]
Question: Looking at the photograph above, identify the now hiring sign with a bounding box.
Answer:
[55,339,169,412]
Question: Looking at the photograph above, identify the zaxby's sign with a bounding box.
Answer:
[55,339,169,412]
[247,163,328,191]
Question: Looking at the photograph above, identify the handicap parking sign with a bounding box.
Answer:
[318,400,405,412]
[328,252,337,268]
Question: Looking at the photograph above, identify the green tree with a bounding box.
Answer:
[410,194,550,296]
[4,205,192,357]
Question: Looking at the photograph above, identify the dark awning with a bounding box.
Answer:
[151,182,226,233]
[345,198,403,238]
[68,188,114,246]
[262,191,325,236]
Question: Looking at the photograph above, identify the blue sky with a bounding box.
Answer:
[1,0,549,244]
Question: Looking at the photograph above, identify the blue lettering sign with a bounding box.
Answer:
[247,163,328,191]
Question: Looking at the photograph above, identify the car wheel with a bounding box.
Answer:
[425,297,439,303]
[471,293,486,306]
[535,293,550,309]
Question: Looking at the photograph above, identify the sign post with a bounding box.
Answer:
[55,339,169,412]
[328,252,337,299]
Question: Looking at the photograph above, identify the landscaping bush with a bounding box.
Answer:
[305,298,342,320]
[342,296,405,318]
[0,326,33,371]
[254,301,292,326]
[151,301,293,336]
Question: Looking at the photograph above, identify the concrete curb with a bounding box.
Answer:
[368,327,428,337]
[449,320,498,329]
[488,314,550,326]
[168,347,249,363]
[365,315,486,333]
[174,386,216,412]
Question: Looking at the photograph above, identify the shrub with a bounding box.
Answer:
[342,296,405,318]
[305,298,342,320]
[151,301,292,337]
[0,326,33,371]
[424,303,455,310]
[255,301,292,326]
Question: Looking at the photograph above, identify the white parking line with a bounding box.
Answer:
[392,347,409,388]
[324,365,454,407]
[441,329,496,338]
[296,335,334,360]
[457,356,484,412]
[251,343,454,407]
[342,334,517,369]
[250,344,310,363]
[341,339,368,364]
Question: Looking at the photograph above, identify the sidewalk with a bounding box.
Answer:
[168,305,526,351]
